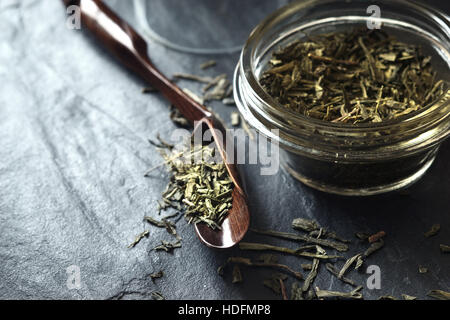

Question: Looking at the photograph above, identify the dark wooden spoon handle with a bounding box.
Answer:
[63,0,211,123]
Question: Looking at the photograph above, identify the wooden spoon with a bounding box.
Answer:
[62,0,249,248]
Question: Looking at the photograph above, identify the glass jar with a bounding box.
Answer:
[234,0,450,196]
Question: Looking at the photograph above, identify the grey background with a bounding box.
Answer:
[0,0,448,300]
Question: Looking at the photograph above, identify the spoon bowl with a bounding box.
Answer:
[192,118,249,248]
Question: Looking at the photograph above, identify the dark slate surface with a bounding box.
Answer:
[0,0,448,300]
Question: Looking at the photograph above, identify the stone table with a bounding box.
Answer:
[0,0,448,299]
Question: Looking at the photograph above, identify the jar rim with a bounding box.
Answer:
[236,0,450,159]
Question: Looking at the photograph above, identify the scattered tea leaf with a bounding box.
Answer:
[150,270,164,282]
[378,295,397,300]
[338,254,362,279]
[153,239,182,253]
[148,135,174,150]
[302,259,319,292]
[325,263,357,287]
[257,254,278,264]
[368,231,386,243]
[424,224,441,238]
[291,282,303,300]
[127,230,149,248]
[239,242,343,260]
[292,218,319,232]
[204,77,230,102]
[355,232,370,241]
[418,266,428,274]
[169,106,191,128]
[427,290,450,300]
[315,286,363,300]
[364,239,384,258]
[144,216,179,239]
[222,98,236,105]
[232,265,243,284]
[355,255,364,270]
[183,88,204,105]
[151,291,165,300]
[301,263,312,271]
[293,218,350,243]
[173,73,214,83]
[279,278,288,300]
[440,244,450,253]
[144,216,166,228]
[200,60,216,70]
[225,256,303,280]
[251,228,348,252]
[217,264,226,277]
[263,273,288,295]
